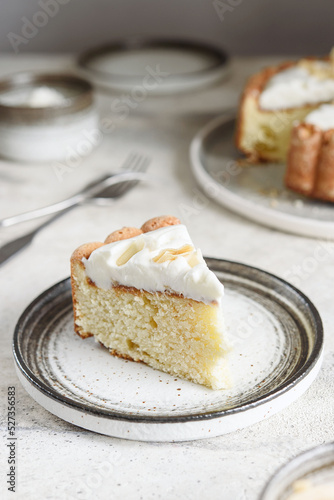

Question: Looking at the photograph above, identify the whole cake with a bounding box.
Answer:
[70,216,230,390]
[285,104,334,202]
[236,55,334,162]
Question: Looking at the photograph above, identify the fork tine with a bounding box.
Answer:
[120,151,140,172]
[109,153,150,198]
[94,152,150,199]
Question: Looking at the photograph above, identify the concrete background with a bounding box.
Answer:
[0,0,333,55]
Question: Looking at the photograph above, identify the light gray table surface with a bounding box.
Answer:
[0,55,333,500]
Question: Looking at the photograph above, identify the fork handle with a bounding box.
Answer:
[0,193,85,228]
[0,208,74,266]
[0,174,111,228]
[0,172,147,228]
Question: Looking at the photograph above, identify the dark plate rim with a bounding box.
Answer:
[13,258,323,424]
[77,38,229,82]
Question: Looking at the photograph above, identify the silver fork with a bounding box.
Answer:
[0,152,150,266]
[0,152,150,228]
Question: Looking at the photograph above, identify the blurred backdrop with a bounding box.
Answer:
[0,0,333,55]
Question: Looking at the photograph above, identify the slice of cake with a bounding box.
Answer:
[236,53,334,162]
[285,104,334,202]
[70,216,230,390]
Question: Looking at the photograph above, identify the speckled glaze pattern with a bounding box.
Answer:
[13,259,323,441]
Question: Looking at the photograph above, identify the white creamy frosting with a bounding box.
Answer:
[304,104,334,130]
[259,64,334,110]
[0,86,64,107]
[83,225,224,304]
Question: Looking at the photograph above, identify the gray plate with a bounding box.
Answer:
[13,259,323,441]
[78,39,229,95]
[190,114,334,239]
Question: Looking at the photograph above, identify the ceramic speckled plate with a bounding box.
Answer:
[190,114,334,239]
[13,259,323,442]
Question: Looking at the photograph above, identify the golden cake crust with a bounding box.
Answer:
[285,123,334,202]
[104,227,143,244]
[141,215,181,232]
[109,349,138,362]
[71,242,104,338]
[71,241,104,263]
[314,129,334,201]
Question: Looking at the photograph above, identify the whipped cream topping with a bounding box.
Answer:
[0,86,65,108]
[259,63,334,110]
[83,225,224,304]
[304,104,334,130]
